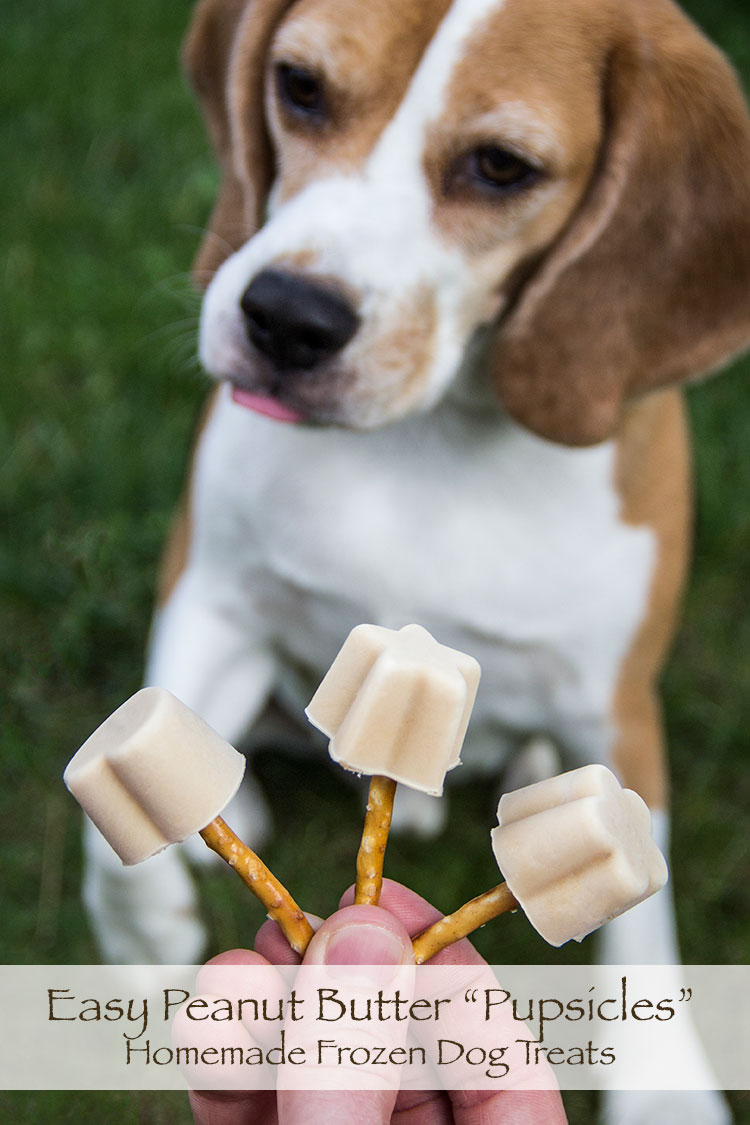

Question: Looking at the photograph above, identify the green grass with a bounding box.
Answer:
[2,0,749,1121]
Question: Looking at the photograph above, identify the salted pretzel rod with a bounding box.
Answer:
[412,763,668,963]
[355,775,398,905]
[199,816,313,954]
[413,882,518,963]
[64,686,314,955]
[306,623,480,906]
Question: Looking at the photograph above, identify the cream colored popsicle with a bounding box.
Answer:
[64,687,314,954]
[306,623,480,794]
[492,763,668,946]
[412,764,667,962]
[306,623,481,905]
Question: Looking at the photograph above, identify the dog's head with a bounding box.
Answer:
[186,0,750,443]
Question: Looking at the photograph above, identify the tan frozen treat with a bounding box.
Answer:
[64,687,315,954]
[306,623,480,795]
[413,763,668,962]
[491,763,668,946]
[64,687,245,865]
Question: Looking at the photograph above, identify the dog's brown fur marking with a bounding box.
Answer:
[612,389,692,807]
[156,392,222,608]
[490,0,750,446]
[252,0,454,202]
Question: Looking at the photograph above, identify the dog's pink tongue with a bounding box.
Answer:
[231,387,304,423]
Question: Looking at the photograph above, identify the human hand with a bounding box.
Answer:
[189,879,567,1124]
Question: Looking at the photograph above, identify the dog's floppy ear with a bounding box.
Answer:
[183,0,292,281]
[492,4,750,446]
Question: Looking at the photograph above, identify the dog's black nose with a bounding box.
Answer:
[240,270,359,370]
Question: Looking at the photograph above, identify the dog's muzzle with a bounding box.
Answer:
[240,270,360,372]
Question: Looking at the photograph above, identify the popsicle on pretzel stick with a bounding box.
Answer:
[306,624,481,906]
[412,763,668,962]
[64,687,314,955]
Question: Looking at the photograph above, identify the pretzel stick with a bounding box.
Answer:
[354,775,398,905]
[200,816,315,955]
[411,882,518,964]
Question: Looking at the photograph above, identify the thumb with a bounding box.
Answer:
[302,904,415,966]
[278,906,413,1125]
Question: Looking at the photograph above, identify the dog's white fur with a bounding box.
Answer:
[82,1,750,1118]
[149,388,655,769]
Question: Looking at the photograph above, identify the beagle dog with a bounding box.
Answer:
[85,0,750,1115]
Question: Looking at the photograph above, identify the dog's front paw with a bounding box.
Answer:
[83,820,206,963]
[390,785,447,838]
[601,1089,732,1125]
[502,734,560,792]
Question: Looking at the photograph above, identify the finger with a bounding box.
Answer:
[280,1090,400,1125]
[392,1089,454,1123]
[340,879,487,966]
[189,1088,278,1124]
[187,951,277,1122]
[278,905,415,1125]
[452,1087,568,1124]
[255,913,325,965]
[195,948,268,993]
[302,904,415,966]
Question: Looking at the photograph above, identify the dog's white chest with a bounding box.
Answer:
[190,389,655,761]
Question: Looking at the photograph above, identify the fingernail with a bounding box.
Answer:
[322,922,409,965]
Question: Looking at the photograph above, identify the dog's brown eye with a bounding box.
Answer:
[472,145,539,191]
[277,64,325,119]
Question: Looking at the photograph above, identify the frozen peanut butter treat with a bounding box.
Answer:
[492,763,668,946]
[65,687,314,954]
[412,764,667,963]
[65,687,245,865]
[307,623,481,905]
[306,623,480,793]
